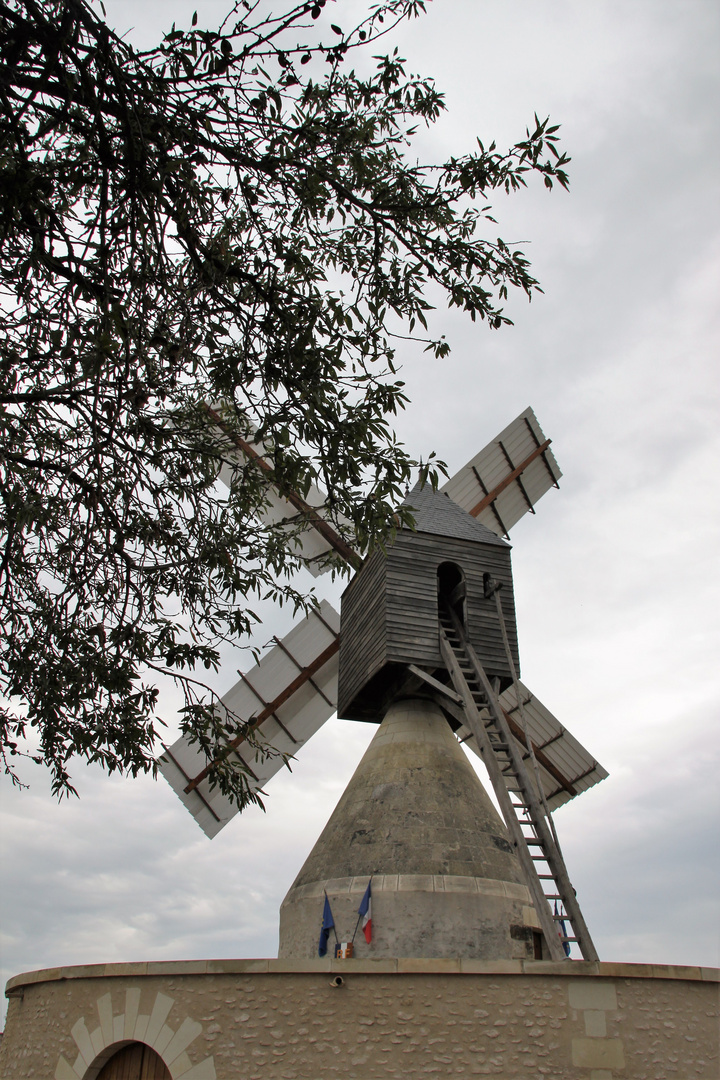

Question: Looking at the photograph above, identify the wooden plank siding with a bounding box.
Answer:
[338,527,519,721]
[337,547,387,716]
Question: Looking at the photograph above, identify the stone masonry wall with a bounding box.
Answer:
[1,960,717,1080]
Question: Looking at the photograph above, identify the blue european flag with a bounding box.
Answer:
[318,894,335,957]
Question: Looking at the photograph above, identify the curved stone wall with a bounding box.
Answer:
[279,873,540,960]
[1,959,717,1079]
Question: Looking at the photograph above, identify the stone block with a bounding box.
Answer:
[176,1057,217,1079]
[571,1037,625,1068]
[54,1055,79,1080]
[208,958,269,974]
[144,993,175,1047]
[89,1025,104,1056]
[134,1014,149,1042]
[584,1010,607,1036]
[163,1017,203,1064]
[397,958,461,973]
[331,959,398,974]
[112,1014,124,1042]
[521,905,541,928]
[398,874,434,892]
[147,961,207,976]
[108,962,148,977]
[96,992,114,1046]
[70,1018,94,1068]
[652,963,702,982]
[272,958,331,973]
[154,1024,175,1056]
[171,1052,193,1077]
[124,987,141,1039]
[459,959,522,975]
[568,981,617,1011]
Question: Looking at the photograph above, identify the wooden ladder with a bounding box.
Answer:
[438,603,599,962]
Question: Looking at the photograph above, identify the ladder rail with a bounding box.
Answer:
[490,585,564,854]
[439,607,599,962]
[438,631,567,961]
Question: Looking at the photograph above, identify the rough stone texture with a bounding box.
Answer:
[279,699,537,960]
[280,873,541,963]
[1,961,717,1079]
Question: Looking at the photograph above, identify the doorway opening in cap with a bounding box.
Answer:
[437,561,467,628]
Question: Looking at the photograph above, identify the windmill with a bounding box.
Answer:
[159,406,607,963]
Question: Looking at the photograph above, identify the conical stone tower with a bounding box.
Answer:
[279,697,543,960]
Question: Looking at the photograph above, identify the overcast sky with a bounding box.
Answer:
[2,0,719,1022]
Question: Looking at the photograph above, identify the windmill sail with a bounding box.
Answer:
[210,405,359,576]
[455,680,608,811]
[158,600,341,838]
[441,406,562,538]
[160,405,605,845]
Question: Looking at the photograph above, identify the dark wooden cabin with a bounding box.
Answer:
[337,485,520,722]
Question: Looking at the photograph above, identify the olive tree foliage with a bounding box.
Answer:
[0,0,569,802]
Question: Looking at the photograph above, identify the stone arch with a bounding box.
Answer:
[94,1041,171,1079]
[54,988,216,1080]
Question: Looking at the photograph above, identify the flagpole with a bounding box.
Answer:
[350,912,362,945]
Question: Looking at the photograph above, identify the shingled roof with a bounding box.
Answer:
[399,483,510,547]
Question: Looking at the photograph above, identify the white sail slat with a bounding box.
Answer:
[441,407,562,537]
[214,416,357,577]
[457,680,608,811]
[158,600,341,838]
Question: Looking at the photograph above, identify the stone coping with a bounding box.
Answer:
[287,874,532,902]
[6,958,718,995]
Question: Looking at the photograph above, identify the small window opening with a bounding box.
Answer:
[437,562,467,627]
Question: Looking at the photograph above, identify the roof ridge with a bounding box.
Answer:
[400,483,509,547]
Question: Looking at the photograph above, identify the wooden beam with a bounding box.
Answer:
[184,637,340,794]
[469,439,552,519]
[407,665,464,705]
[502,707,577,797]
[524,415,561,487]
[204,403,361,569]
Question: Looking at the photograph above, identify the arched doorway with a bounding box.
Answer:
[437,561,467,627]
[96,1042,171,1080]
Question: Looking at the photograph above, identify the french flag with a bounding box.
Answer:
[358,880,372,944]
